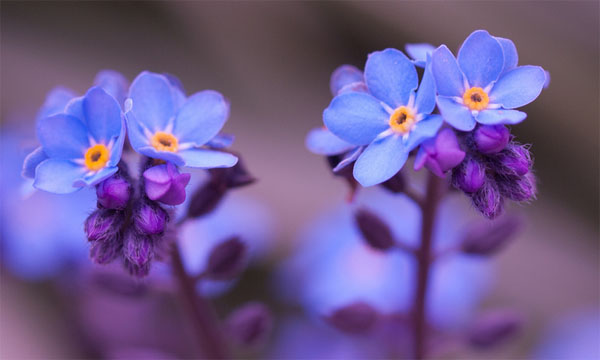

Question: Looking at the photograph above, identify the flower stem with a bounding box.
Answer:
[171,243,229,359]
[413,172,445,359]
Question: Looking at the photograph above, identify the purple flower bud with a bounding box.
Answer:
[123,230,154,269]
[143,162,191,206]
[205,237,247,280]
[468,309,523,348]
[96,174,131,210]
[84,209,122,242]
[495,144,532,177]
[325,302,379,335]
[497,172,537,202]
[474,125,510,154]
[134,201,168,235]
[209,154,256,189]
[225,302,273,347]
[453,158,486,193]
[461,215,521,256]
[89,234,123,265]
[381,171,405,193]
[354,208,395,251]
[330,65,364,96]
[187,181,228,218]
[123,258,151,278]
[414,128,465,178]
[471,180,504,219]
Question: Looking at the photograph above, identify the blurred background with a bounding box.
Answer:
[1,1,598,359]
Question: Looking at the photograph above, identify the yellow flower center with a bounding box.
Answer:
[389,106,416,134]
[463,87,489,111]
[151,132,179,152]
[84,144,110,171]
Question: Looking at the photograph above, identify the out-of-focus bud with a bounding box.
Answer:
[327,155,359,201]
[381,171,405,193]
[187,181,227,218]
[85,209,122,242]
[330,65,364,96]
[354,208,396,251]
[209,154,256,189]
[468,309,523,348]
[461,215,521,256]
[90,234,123,265]
[453,158,486,193]
[123,230,153,277]
[205,237,247,280]
[471,180,504,219]
[474,125,510,154]
[143,162,191,206]
[325,302,379,335]
[414,128,466,178]
[225,302,273,347]
[123,258,151,278]
[96,173,131,209]
[495,144,532,177]
[497,172,537,202]
[134,201,168,235]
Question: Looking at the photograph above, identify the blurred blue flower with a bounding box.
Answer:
[431,30,547,131]
[278,188,492,331]
[405,43,436,68]
[324,49,443,186]
[125,71,238,169]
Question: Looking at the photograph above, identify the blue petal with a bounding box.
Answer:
[125,112,151,151]
[431,45,466,97]
[22,147,48,179]
[163,72,187,108]
[323,92,389,146]
[93,70,129,106]
[457,30,504,88]
[436,96,476,131]
[107,119,126,167]
[305,127,355,155]
[178,149,238,169]
[495,37,518,75]
[37,114,89,159]
[82,87,123,143]
[33,159,85,194]
[174,90,229,146]
[74,166,119,187]
[489,66,546,109]
[64,96,84,120]
[330,65,364,96]
[415,63,436,115]
[137,146,185,166]
[128,72,177,132]
[333,146,363,172]
[206,133,235,149]
[404,114,444,151]
[476,109,527,125]
[353,135,408,187]
[35,87,76,124]
[364,48,418,108]
[405,43,436,68]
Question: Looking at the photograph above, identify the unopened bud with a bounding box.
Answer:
[461,216,521,256]
[354,208,395,251]
[495,144,532,177]
[205,237,247,280]
[143,162,191,206]
[497,172,537,202]
[134,201,168,235]
[325,302,379,335]
[225,302,273,347]
[474,125,510,154]
[187,181,227,218]
[414,128,465,178]
[454,158,486,193]
[209,154,256,189]
[471,180,504,220]
[123,230,154,269]
[468,309,523,348]
[85,209,122,242]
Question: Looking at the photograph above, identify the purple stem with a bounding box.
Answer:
[171,243,229,359]
[413,172,446,359]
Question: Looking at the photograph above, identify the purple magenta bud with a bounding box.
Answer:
[96,173,131,209]
[143,162,191,206]
[123,258,151,278]
[354,208,395,251]
[495,144,532,177]
[468,309,523,348]
[325,302,379,335]
[187,181,228,218]
[474,125,510,154]
[497,172,537,202]
[381,171,405,193]
[471,180,504,219]
[123,230,154,269]
[414,128,466,178]
[205,237,247,280]
[209,154,256,189]
[225,302,273,347]
[330,65,364,96]
[134,201,168,235]
[453,158,486,193]
[84,209,122,242]
[89,233,123,265]
[461,215,521,256]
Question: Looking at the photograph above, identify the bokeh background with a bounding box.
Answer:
[1,1,598,359]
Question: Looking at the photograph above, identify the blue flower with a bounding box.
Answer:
[31,86,126,194]
[323,49,443,186]
[125,72,238,169]
[431,30,547,131]
[405,43,436,68]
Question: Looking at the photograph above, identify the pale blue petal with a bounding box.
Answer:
[64,96,84,120]
[330,65,364,96]
[415,63,436,115]
[125,112,151,151]
[333,146,363,172]
[476,109,527,125]
[22,147,48,179]
[405,43,436,68]
[323,92,389,146]
[82,87,123,143]
[353,135,408,187]
[404,114,444,151]
[128,72,177,132]
[137,146,185,166]
[74,166,119,187]
[107,119,126,167]
[364,48,418,108]
[305,127,355,155]
[489,66,546,109]
[206,133,235,149]
[35,87,76,124]
[436,96,476,131]
[174,90,229,146]
[33,159,85,194]
[163,73,187,108]
[37,114,89,159]
[495,37,518,75]
[178,149,238,169]
[93,70,129,106]
[457,30,504,88]
[431,45,466,97]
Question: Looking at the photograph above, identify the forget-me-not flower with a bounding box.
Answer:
[125,72,238,169]
[324,49,443,187]
[431,30,547,131]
